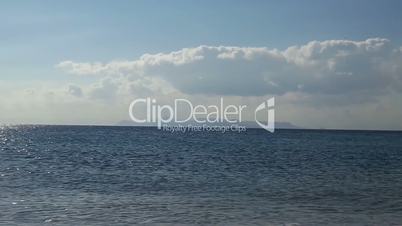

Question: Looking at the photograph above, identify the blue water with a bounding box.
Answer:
[1,126,402,225]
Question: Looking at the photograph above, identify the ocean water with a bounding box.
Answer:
[0,125,402,226]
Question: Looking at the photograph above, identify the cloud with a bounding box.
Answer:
[38,38,402,129]
[57,38,402,100]
[0,81,130,125]
[88,77,119,100]
[66,84,83,97]
[56,61,109,76]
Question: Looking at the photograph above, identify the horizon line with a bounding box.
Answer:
[1,123,402,133]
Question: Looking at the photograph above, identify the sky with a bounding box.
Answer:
[1,0,402,130]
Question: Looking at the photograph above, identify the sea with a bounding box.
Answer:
[0,125,402,225]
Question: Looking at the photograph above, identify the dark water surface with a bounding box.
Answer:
[1,125,402,225]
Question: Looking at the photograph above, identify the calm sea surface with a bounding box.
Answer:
[0,125,402,225]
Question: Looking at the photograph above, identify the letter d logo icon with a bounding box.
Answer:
[254,97,275,133]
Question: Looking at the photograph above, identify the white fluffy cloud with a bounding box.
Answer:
[4,38,401,129]
[57,38,402,99]
[66,84,83,97]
